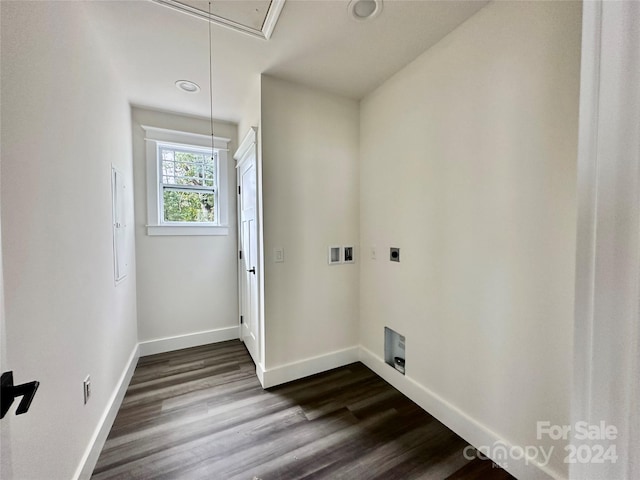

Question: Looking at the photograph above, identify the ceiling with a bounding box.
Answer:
[84,0,489,124]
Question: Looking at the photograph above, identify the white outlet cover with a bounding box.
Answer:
[274,247,284,263]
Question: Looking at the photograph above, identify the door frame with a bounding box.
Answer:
[0,157,12,479]
[571,1,640,478]
[234,127,265,377]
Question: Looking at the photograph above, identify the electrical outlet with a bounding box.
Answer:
[370,246,377,260]
[83,375,91,404]
[344,246,354,263]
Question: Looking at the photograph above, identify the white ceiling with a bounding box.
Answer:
[84,0,488,124]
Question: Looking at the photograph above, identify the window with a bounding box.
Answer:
[159,144,217,223]
[143,125,230,236]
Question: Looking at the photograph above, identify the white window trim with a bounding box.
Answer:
[142,125,230,236]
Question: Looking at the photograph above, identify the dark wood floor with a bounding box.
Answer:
[92,341,514,480]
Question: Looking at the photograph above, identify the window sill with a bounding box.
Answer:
[146,224,229,236]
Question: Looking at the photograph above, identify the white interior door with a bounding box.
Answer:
[238,149,259,364]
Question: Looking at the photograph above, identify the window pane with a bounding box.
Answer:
[161,149,174,161]
[161,149,214,188]
[204,163,215,186]
[163,190,215,223]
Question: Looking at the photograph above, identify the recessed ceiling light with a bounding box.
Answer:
[175,80,200,93]
[348,0,382,21]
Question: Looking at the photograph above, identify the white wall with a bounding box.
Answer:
[132,108,239,350]
[0,2,138,479]
[260,76,360,375]
[238,75,261,144]
[359,1,581,478]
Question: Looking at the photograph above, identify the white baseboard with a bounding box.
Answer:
[358,346,564,480]
[138,326,239,357]
[255,361,267,387]
[73,343,139,480]
[261,346,359,388]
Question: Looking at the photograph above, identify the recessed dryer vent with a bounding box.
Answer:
[384,327,405,375]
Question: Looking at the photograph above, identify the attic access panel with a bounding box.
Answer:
[152,0,286,39]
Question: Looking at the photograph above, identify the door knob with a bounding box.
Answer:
[1,371,40,419]
[247,267,256,274]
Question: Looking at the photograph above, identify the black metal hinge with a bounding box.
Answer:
[1,371,39,419]
[240,316,243,324]
[239,250,242,260]
[238,186,241,195]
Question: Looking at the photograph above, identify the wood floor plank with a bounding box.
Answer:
[92,340,514,480]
